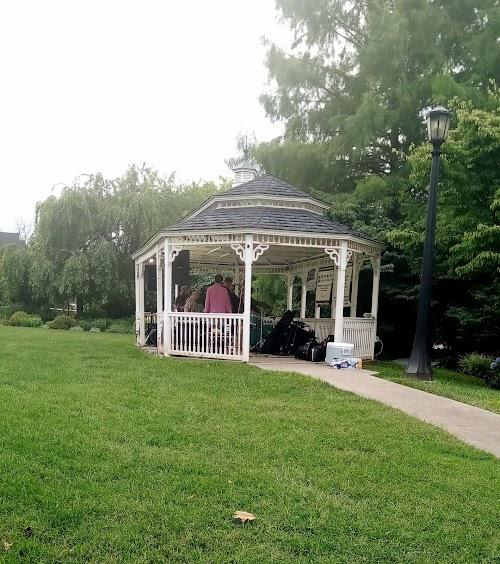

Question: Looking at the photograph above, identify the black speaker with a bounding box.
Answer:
[173,250,190,286]
[145,264,156,291]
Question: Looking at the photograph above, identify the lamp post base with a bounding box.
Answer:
[406,345,433,380]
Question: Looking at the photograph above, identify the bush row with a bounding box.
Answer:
[458,353,500,389]
[0,311,134,334]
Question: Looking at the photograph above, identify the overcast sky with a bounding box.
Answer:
[0,0,286,232]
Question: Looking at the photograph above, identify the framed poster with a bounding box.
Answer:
[331,264,353,307]
[305,268,316,291]
[315,269,334,303]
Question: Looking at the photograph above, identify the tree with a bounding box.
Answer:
[25,164,225,317]
[255,0,499,194]
[389,93,500,354]
[0,245,31,306]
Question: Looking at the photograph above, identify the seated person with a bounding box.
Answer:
[223,277,241,314]
[174,285,191,311]
[184,290,201,312]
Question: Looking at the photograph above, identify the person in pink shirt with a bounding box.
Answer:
[204,274,232,313]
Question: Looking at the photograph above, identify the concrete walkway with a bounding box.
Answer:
[250,355,500,457]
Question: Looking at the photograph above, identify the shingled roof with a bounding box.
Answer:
[169,206,372,240]
[221,173,316,200]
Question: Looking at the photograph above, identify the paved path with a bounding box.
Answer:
[250,356,500,457]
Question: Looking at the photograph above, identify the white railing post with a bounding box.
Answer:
[243,234,253,362]
[287,271,293,311]
[135,261,140,345]
[156,248,163,351]
[370,255,381,359]
[138,261,145,345]
[370,256,381,319]
[333,241,348,343]
[350,253,360,317]
[164,240,174,357]
[300,267,307,319]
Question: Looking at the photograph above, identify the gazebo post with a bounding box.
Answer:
[300,267,307,319]
[350,254,359,317]
[333,241,348,342]
[286,271,293,311]
[138,260,145,345]
[156,248,163,351]
[164,239,173,357]
[370,256,381,319]
[242,234,254,361]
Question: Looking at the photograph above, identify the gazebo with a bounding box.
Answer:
[132,165,384,362]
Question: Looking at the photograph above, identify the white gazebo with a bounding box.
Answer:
[132,168,384,362]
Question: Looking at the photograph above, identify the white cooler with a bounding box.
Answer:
[325,342,354,365]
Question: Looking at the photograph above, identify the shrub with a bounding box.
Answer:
[89,327,101,333]
[23,314,43,327]
[47,315,77,330]
[9,311,30,326]
[78,320,91,331]
[107,319,135,334]
[69,326,84,332]
[485,358,500,390]
[9,311,43,328]
[0,305,22,319]
[458,353,492,379]
[90,318,109,332]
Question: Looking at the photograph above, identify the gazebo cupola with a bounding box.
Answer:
[132,173,384,362]
[231,154,258,187]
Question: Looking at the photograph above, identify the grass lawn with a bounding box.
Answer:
[0,327,499,563]
[369,361,500,415]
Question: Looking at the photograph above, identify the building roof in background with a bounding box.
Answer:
[0,232,20,247]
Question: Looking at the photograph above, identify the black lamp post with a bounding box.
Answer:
[406,105,452,380]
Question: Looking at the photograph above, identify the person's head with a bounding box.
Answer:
[192,290,200,300]
[214,274,223,284]
[224,276,233,289]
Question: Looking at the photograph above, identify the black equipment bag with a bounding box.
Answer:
[310,344,326,362]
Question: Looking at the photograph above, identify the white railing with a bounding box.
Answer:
[343,318,376,360]
[299,317,376,360]
[145,312,157,325]
[300,318,334,342]
[168,312,244,360]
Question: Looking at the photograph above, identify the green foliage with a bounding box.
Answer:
[0,164,226,318]
[107,320,135,334]
[458,353,493,379]
[0,246,31,305]
[47,315,77,330]
[257,0,499,193]
[0,327,499,561]
[485,358,500,390]
[90,318,110,332]
[78,320,92,331]
[9,311,43,328]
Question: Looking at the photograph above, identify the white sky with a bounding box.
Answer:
[0,0,286,232]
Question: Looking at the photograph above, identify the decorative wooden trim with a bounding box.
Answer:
[167,245,183,263]
[252,244,269,262]
[324,247,352,268]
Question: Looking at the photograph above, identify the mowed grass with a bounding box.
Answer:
[0,328,499,563]
[370,360,500,414]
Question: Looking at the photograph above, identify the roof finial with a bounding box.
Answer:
[229,134,259,187]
